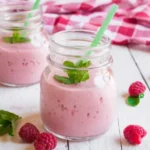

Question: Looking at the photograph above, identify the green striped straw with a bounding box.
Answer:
[86,4,118,56]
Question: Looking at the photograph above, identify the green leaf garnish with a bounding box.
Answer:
[3,28,30,44]
[0,110,21,136]
[54,60,91,84]
[54,75,74,84]
[127,96,140,107]
[75,60,91,68]
[63,61,75,68]
[67,70,89,83]
[0,122,12,136]
[9,121,15,136]
[139,94,144,98]
[0,110,21,121]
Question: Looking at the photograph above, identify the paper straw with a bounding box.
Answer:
[22,0,41,36]
[90,4,118,47]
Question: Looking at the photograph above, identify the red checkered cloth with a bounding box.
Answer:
[42,0,150,46]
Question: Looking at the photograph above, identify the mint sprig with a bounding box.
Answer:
[127,96,140,107]
[0,121,12,136]
[3,28,30,44]
[54,75,74,84]
[127,94,145,107]
[0,110,21,136]
[54,60,91,84]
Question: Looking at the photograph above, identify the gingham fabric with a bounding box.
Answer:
[42,0,150,45]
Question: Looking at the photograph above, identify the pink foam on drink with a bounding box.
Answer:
[0,38,49,86]
[40,69,117,138]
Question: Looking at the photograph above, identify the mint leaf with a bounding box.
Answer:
[0,122,12,136]
[83,60,91,68]
[0,119,10,124]
[63,60,91,68]
[63,61,75,68]
[75,70,89,83]
[0,110,21,136]
[139,94,144,98]
[54,60,91,84]
[75,60,84,68]
[54,75,74,84]
[0,121,15,136]
[80,71,89,81]
[3,37,13,43]
[12,31,20,43]
[18,37,30,43]
[75,60,91,68]
[67,70,89,83]
[67,70,78,82]
[9,121,15,136]
[3,27,30,44]
[127,96,140,107]
[3,36,30,44]
[0,110,21,121]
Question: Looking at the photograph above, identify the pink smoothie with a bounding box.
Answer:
[0,38,49,86]
[40,68,117,138]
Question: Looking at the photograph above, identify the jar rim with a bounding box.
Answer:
[0,3,41,16]
[50,29,111,51]
[0,2,42,31]
[49,29,112,69]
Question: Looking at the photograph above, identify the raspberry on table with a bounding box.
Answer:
[123,125,147,145]
[19,123,40,143]
[34,132,57,150]
[128,81,146,96]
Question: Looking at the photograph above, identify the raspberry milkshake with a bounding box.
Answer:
[0,2,49,86]
[41,68,116,139]
[0,38,48,86]
[40,30,117,140]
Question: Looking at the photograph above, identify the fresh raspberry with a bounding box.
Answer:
[126,132,142,144]
[34,132,57,150]
[19,123,40,143]
[128,81,146,96]
[123,125,147,144]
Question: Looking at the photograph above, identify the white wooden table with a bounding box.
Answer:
[0,45,150,150]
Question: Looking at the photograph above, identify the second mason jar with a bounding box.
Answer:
[40,30,117,141]
[0,1,49,86]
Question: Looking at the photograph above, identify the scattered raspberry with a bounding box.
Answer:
[34,132,57,150]
[19,123,40,143]
[128,81,146,96]
[123,125,147,144]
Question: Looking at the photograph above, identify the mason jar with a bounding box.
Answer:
[40,30,117,141]
[0,1,49,86]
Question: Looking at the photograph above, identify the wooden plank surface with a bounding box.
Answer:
[69,120,121,150]
[112,45,150,150]
[128,45,150,88]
